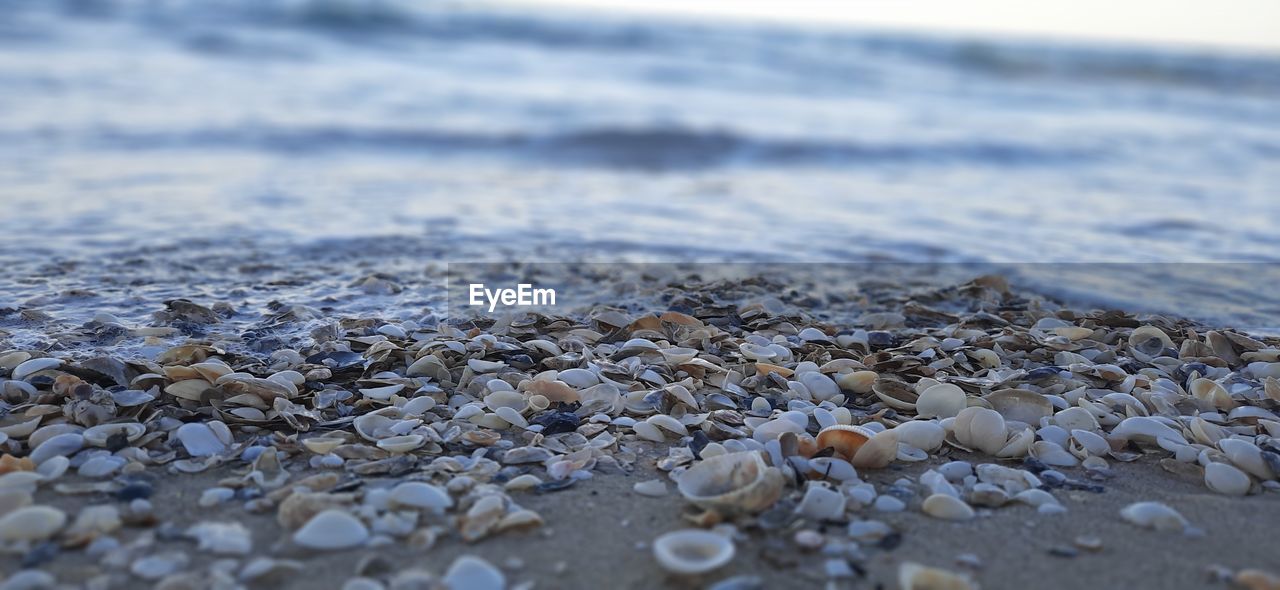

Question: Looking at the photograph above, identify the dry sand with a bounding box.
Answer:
[9,450,1279,589]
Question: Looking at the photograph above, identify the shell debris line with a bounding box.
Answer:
[0,272,1279,588]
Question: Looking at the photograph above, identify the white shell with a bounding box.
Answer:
[293,509,369,550]
[0,505,66,541]
[388,482,453,513]
[795,484,846,521]
[899,562,975,590]
[12,358,62,381]
[359,384,404,401]
[652,529,734,575]
[29,433,84,465]
[1110,417,1185,445]
[176,423,228,457]
[83,423,146,447]
[952,407,1007,455]
[376,434,425,453]
[1204,462,1251,496]
[1218,439,1274,481]
[1119,501,1188,532]
[921,494,974,521]
[892,420,944,451]
[916,384,966,419]
[443,555,506,590]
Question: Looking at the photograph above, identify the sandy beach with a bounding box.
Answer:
[3,272,1279,589]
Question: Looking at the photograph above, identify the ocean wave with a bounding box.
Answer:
[56,124,1099,169]
[16,0,1280,95]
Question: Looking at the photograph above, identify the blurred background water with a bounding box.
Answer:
[1,0,1278,343]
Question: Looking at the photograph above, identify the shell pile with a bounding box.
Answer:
[1,274,1278,587]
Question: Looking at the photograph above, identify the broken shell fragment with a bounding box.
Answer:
[898,562,975,590]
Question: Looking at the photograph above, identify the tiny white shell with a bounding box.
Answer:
[652,529,734,575]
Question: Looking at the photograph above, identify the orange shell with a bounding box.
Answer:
[815,425,875,460]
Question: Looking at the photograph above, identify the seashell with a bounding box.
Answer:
[11,358,62,381]
[739,343,777,361]
[189,361,233,383]
[502,446,555,465]
[852,428,898,469]
[187,521,252,555]
[633,421,666,442]
[28,423,82,450]
[795,484,845,521]
[1053,407,1099,432]
[915,384,966,419]
[1218,439,1274,481]
[633,479,669,497]
[460,494,505,542]
[837,371,878,394]
[1129,326,1174,361]
[37,455,69,479]
[467,359,506,373]
[29,432,84,465]
[302,436,346,455]
[975,464,1040,494]
[494,407,527,429]
[377,434,425,453]
[921,494,974,521]
[806,457,857,481]
[218,374,295,401]
[1119,501,1188,532]
[752,418,805,443]
[353,408,416,441]
[1188,378,1235,411]
[798,372,840,402]
[388,482,453,513]
[523,379,580,404]
[648,414,688,437]
[969,483,1010,507]
[1204,462,1251,496]
[985,389,1052,425]
[951,407,1007,455]
[652,529,735,575]
[893,420,945,452]
[83,422,146,447]
[659,347,699,365]
[994,427,1034,459]
[1110,417,1185,445]
[0,416,42,439]
[360,384,404,401]
[0,505,66,541]
[166,379,212,401]
[872,379,918,411]
[676,451,784,515]
[1248,362,1280,380]
[293,509,368,549]
[0,351,32,372]
[1030,441,1078,467]
[443,555,506,590]
[1068,429,1111,459]
[816,425,873,459]
[898,562,975,590]
[78,455,126,478]
[177,422,228,456]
